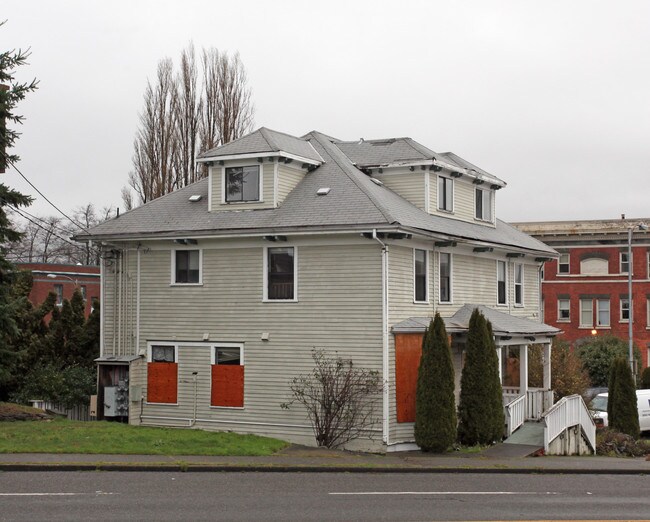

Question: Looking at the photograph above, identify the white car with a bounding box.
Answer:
[590,390,650,432]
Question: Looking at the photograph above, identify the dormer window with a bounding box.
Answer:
[475,187,493,222]
[438,176,453,212]
[225,166,260,202]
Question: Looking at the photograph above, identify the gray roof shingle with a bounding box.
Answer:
[78,129,554,256]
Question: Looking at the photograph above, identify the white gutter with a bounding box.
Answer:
[196,150,323,166]
[372,229,390,446]
[136,248,141,357]
[99,255,104,358]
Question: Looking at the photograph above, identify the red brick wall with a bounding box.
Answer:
[541,246,650,368]
[17,263,100,319]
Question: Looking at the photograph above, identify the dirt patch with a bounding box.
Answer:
[0,402,52,422]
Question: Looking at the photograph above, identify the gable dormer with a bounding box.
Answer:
[335,138,505,226]
[197,128,322,212]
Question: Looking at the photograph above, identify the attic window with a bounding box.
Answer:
[189,195,202,202]
[317,187,331,196]
[370,178,384,186]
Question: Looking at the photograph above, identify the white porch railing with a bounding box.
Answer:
[502,387,554,421]
[504,394,526,437]
[543,394,596,454]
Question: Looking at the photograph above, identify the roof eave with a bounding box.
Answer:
[197,150,323,166]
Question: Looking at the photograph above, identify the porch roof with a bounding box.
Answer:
[391,304,561,338]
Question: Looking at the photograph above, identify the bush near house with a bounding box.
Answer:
[528,339,591,401]
[640,367,650,389]
[577,335,641,388]
[596,429,650,457]
[607,357,640,439]
[414,313,455,453]
[457,309,504,446]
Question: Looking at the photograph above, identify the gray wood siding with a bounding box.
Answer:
[103,239,383,445]
[374,170,426,210]
[277,163,306,206]
[209,159,275,211]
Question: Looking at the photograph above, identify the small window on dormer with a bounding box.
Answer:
[475,187,492,222]
[226,166,260,202]
[438,176,453,212]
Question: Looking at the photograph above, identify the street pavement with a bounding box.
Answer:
[0,443,648,473]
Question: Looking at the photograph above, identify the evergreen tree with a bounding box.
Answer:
[414,313,456,452]
[640,366,650,390]
[607,357,640,438]
[457,309,505,445]
[0,22,37,394]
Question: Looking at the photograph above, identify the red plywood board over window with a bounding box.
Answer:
[147,362,178,403]
[395,333,424,423]
[211,365,244,407]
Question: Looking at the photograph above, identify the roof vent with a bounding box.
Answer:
[189,195,202,202]
[370,178,384,186]
[317,187,331,196]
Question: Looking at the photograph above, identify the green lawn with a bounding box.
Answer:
[0,418,288,455]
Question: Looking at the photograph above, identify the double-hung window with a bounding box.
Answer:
[514,264,524,306]
[225,166,260,202]
[173,250,201,284]
[414,249,428,303]
[620,252,631,274]
[439,252,452,303]
[497,260,507,305]
[597,299,610,327]
[265,247,296,301]
[437,176,453,212]
[54,284,63,306]
[558,299,570,321]
[211,344,244,408]
[558,253,570,274]
[475,187,492,222]
[580,299,593,327]
[620,297,630,322]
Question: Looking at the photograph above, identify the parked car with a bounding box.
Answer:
[590,390,650,432]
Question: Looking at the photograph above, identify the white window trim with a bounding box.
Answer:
[438,251,453,304]
[557,298,570,322]
[170,248,203,286]
[558,253,570,275]
[437,174,454,213]
[413,248,429,304]
[54,284,63,307]
[146,341,179,406]
[620,251,631,275]
[221,164,264,204]
[596,298,611,328]
[210,342,245,410]
[579,299,593,328]
[263,245,298,302]
[620,298,630,323]
[514,263,524,307]
[496,260,508,306]
[474,186,494,223]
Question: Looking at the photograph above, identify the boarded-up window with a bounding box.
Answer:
[147,363,178,404]
[395,333,424,423]
[580,257,608,275]
[211,346,244,407]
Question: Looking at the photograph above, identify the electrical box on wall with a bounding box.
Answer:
[104,379,130,417]
[130,386,142,402]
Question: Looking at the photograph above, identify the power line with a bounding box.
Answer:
[7,204,77,237]
[7,158,87,231]
[9,206,83,252]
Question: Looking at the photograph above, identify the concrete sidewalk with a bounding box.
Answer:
[0,444,648,473]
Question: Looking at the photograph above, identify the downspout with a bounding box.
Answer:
[136,248,141,357]
[537,263,544,323]
[372,229,389,446]
[99,253,105,358]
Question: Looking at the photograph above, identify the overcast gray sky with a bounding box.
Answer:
[3,0,649,224]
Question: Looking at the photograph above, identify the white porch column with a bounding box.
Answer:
[543,341,552,390]
[519,344,528,397]
[497,346,503,384]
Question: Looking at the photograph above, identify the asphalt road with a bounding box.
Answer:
[0,471,648,521]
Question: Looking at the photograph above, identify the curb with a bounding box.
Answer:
[1,463,649,474]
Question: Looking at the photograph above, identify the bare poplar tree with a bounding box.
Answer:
[125,44,254,207]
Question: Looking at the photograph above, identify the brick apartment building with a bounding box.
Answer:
[514,218,650,369]
[17,263,100,318]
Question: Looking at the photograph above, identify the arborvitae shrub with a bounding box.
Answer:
[414,313,456,452]
[457,309,505,445]
[640,367,650,389]
[608,357,640,439]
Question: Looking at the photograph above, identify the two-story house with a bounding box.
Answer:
[514,218,650,370]
[77,127,562,451]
